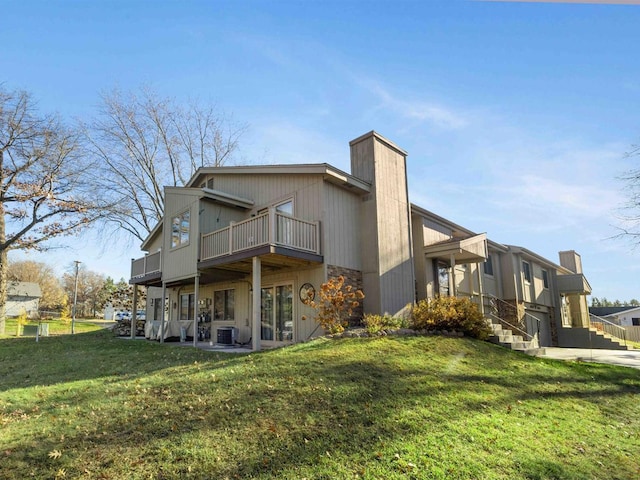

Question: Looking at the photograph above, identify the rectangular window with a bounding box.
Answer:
[171,210,190,248]
[483,255,494,276]
[179,293,195,320]
[632,318,640,326]
[542,269,549,289]
[522,261,532,283]
[214,289,235,321]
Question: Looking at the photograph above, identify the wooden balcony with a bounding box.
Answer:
[201,209,321,263]
[130,251,162,285]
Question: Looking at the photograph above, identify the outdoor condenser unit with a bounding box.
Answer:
[216,326,238,345]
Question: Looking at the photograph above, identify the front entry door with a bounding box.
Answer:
[261,284,294,345]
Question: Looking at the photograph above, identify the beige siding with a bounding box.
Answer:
[199,201,247,236]
[422,218,453,245]
[350,132,414,315]
[483,254,501,298]
[412,215,428,300]
[322,182,362,270]
[210,174,323,222]
[145,233,163,254]
[163,189,200,282]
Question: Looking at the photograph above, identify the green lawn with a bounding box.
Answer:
[0,318,106,338]
[0,331,639,480]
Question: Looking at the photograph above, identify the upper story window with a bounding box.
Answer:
[171,210,190,248]
[200,177,214,189]
[484,254,494,276]
[542,269,549,289]
[258,198,294,216]
[276,199,293,215]
[522,261,532,283]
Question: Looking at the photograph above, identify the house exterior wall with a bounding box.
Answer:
[322,182,362,270]
[350,131,414,315]
[209,173,323,222]
[558,250,590,328]
[5,297,40,317]
[608,307,640,327]
[132,131,595,350]
[162,189,201,282]
[163,265,326,343]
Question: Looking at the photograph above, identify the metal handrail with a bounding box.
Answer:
[589,313,627,347]
[483,294,539,344]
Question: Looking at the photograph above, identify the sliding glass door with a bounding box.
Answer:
[261,284,293,344]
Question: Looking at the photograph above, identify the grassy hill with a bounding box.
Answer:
[1,330,639,479]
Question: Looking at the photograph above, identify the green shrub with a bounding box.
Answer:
[411,296,491,340]
[362,313,406,334]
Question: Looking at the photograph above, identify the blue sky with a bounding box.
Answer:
[3,0,640,302]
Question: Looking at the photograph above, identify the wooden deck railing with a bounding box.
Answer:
[131,251,162,278]
[201,209,320,261]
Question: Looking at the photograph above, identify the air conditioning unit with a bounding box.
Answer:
[216,326,238,345]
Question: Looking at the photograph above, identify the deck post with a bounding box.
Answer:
[269,208,276,244]
[131,285,138,339]
[252,256,261,351]
[193,273,200,347]
[160,282,167,343]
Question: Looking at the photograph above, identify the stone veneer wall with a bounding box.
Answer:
[548,306,558,346]
[327,265,364,325]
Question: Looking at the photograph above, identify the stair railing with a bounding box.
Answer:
[588,314,627,347]
[483,294,538,346]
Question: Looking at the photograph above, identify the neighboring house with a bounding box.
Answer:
[130,131,600,350]
[595,306,640,327]
[5,281,42,318]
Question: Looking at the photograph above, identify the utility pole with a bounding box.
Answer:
[72,260,81,334]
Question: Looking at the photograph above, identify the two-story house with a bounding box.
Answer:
[130,131,601,351]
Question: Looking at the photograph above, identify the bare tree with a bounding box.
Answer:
[0,87,104,334]
[83,87,247,243]
[62,265,108,318]
[7,260,66,312]
[618,144,640,243]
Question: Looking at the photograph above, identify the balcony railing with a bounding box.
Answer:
[201,209,320,261]
[131,251,162,279]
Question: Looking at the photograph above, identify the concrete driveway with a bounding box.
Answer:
[536,348,640,370]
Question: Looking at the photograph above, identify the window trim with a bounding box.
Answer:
[171,209,191,249]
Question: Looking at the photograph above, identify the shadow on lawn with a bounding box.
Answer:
[2,335,638,479]
[0,330,236,392]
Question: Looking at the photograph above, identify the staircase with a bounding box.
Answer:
[556,325,632,351]
[487,319,540,353]
[484,295,541,353]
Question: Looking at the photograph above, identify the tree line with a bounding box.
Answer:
[590,297,640,308]
[8,259,140,319]
[0,84,245,334]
